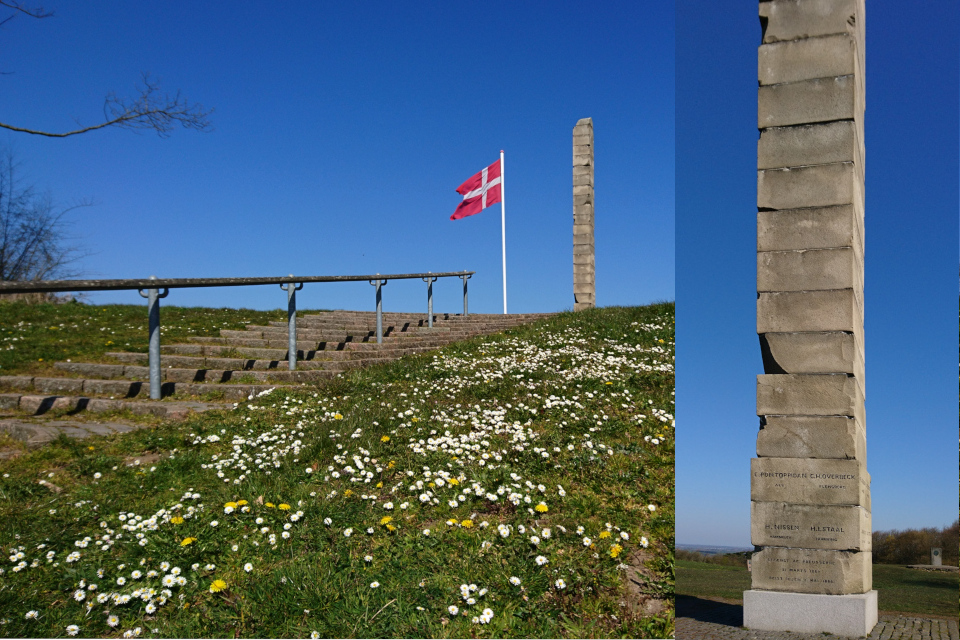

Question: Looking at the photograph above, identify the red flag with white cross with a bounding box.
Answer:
[450,158,502,220]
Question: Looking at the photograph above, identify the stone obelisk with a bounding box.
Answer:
[573,117,595,311]
[745,1,876,636]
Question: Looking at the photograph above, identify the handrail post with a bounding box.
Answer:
[369,276,387,344]
[422,273,437,328]
[280,276,303,371]
[138,276,169,400]
[459,274,471,316]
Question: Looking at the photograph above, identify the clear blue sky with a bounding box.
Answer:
[1,2,674,314]
[677,1,959,547]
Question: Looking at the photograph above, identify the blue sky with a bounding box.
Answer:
[676,2,959,547]
[1,2,674,314]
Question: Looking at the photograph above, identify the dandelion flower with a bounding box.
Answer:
[181,537,196,547]
[610,544,623,559]
[599,531,611,539]
[535,503,548,513]
[170,516,184,524]
[380,436,390,443]
[279,504,291,510]
[209,579,227,593]
[379,516,393,526]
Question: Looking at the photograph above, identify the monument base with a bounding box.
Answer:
[744,589,878,637]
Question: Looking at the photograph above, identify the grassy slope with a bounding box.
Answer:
[0,301,319,378]
[0,303,674,638]
[677,560,958,617]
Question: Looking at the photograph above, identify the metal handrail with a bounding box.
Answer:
[0,271,475,398]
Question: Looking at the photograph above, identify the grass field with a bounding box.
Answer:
[0,302,674,638]
[677,559,958,617]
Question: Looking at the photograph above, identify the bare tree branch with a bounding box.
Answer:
[0,73,213,138]
[0,0,53,20]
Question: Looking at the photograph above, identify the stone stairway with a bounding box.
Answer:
[0,310,553,452]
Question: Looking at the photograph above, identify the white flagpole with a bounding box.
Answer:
[500,149,507,314]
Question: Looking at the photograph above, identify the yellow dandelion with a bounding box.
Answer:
[380,436,390,443]
[265,502,275,508]
[224,501,238,509]
[387,461,395,469]
[411,417,419,422]
[170,516,184,525]
[428,482,436,488]
[658,339,664,343]
[535,503,549,513]
[610,544,623,558]
[379,516,393,526]
[87,446,95,451]
[334,413,343,420]
[278,504,291,511]
[181,537,197,546]
[448,478,459,486]
[376,482,383,488]
[605,381,613,385]
[344,490,353,497]
[460,520,473,529]
[599,531,612,539]
[209,579,227,593]
[236,500,248,506]
[386,524,396,532]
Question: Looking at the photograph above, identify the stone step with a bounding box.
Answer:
[159,337,468,359]
[0,377,295,401]
[0,419,148,451]
[0,392,222,419]
[53,362,339,383]
[105,349,432,372]
[195,333,487,352]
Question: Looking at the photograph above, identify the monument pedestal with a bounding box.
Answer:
[744,590,878,637]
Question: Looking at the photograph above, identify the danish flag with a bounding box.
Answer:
[450,159,502,220]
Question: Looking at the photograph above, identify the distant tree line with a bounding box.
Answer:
[872,521,958,566]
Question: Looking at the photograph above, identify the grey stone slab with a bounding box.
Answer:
[759,34,860,87]
[751,548,872,595]
[54,362,124,378]
[757,289,861,335]
[758,415,865,461]
[759,0,863,45]
[758,247,861,293]
[758,162,859,210]
[757,204,863,255]
[0,393,21,409]
[751,501,871,550]
[759,75,859,129]
[743,589,877,636]
[0,376,34,391]
[122,365,150,380]
[759,332,864,385]
[84,398,122,413]
[19,395,81,414]
[82,379,142,398]
[758,121,861,171]
[751,457,869,507]
[34,377,85,395]
[756,374,864,425]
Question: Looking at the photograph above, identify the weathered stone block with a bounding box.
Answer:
[34,377,84,395]
[751,547,872,595]
[573,233,594,247]
[573,224,594,237]
[744,590,878,637]
[573,173,593,187]
[573,263,595,274]
[758,121,861,171]
[758,162,859,210]
[573,184,593,196]
[758,247,861,293]
[757,290,861,335]
[573,283,594,295]
[573,154,592,167]
[751,457,869,507]
[760,331,863,378]
[759,35,860,87]
[573,194,592,207]
[757,204,863,255]
[756,374,864,424]
[757,415,865,461]
[759,0,862,45]
[751,502,871,550]
[759,75,859,129]
[573,245,595,257]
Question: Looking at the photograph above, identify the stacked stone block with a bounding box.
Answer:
[746,1,875,635]
[573,117,595,311]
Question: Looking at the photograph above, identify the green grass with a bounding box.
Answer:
[0,303,674,638]
[0,300,324,377]
[677,559,958,617]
